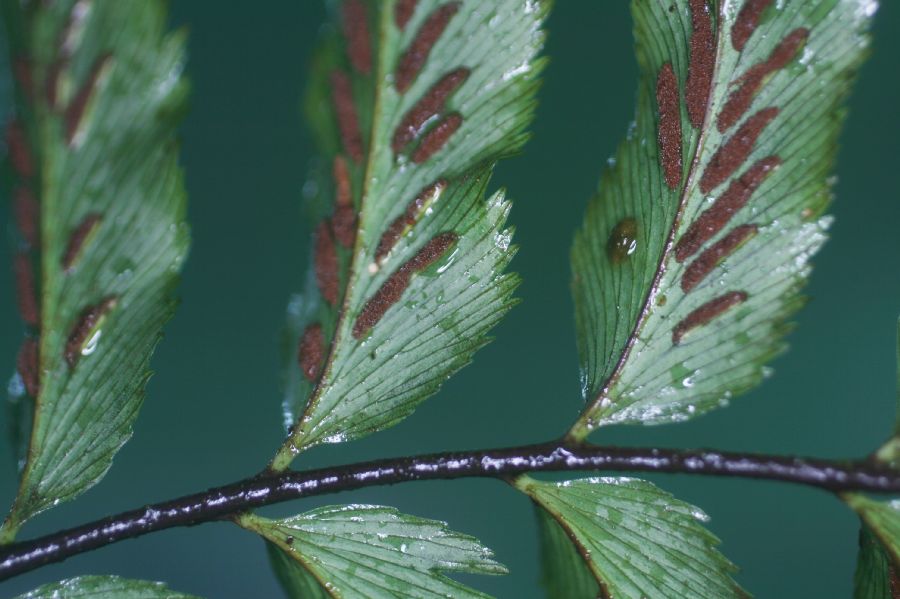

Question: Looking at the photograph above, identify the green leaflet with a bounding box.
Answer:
[239,505,507,598]
[569,0,875,436]
[274,0,548,464]
[534,505,599,598]
[519,476,744,598]
[1,0,188,536]
[854,526,900,599]
[14,575,200,599]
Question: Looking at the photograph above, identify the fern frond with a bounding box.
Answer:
[520,476,744,598]
[273,0,548,465]
[0,0,188,536]
[239,505,506,598]
[569,0,876,436]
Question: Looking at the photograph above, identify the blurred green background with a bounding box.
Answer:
[1,2,898,597]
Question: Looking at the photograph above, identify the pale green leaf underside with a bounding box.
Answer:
[14,575,200,599]
[282,0,548,451]
[2,0,188,528]
[522,476,744,598]
[854,526,899,599]
[241,504,506,599]
[572,0,874,432]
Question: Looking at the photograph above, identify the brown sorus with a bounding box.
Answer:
[376,217,409,263]
[331,155,356,247]
[718,28,808,132]
[681,224,758,292]
[686,0,715,129]
[16,338,39,398]
[65,53,112,146]
[315,221,340,306]
[672,291,748,344]
[395,0,418,30]
[656,62,683,189]
[62,213,102,270]
[731,0,773,51]
[332,204,357,248]
[14,187,39,247]
[354,231,457,338]
[412,112,462,163]
[64,296,118,368]
[14,252,39,327]
[298,323,325,382]
[699,107,778,194]
[375,179,446,261]
[395,2,460,93]
[405,231,457,270]
[333,155,352,207]
[392,67,469,153]
[6,120,34,178]
[331,71,365,162]
[677,156,779,261]
[342,0,372,75]
[13,57,33,99]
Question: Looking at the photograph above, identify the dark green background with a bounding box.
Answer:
[1,2,898,597]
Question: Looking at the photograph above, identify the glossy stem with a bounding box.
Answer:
[1,441,898,581]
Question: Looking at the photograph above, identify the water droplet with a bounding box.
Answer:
[7,372,25,398]
[302,180,318,200]
[435,247,460,274]
[81,327,103,356]
[606,217,638,263]
[799,45,815,67]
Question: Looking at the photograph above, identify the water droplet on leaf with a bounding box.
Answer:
[81,329,102,356]
[607,218,638,263]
